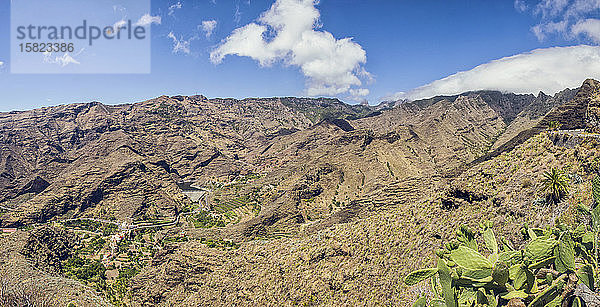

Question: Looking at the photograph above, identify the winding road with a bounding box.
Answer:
[59,189,210,233]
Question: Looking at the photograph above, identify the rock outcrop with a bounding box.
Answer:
[584,79,600,133]
[537,79,600,131]
[21,226,79,273]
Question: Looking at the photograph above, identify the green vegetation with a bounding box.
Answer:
[63,219,118,235]
[149,102,185,118]
[62,256,106,292]
[405,222,594,306]
[200,237,239,250]
[405,177,600,306]
[547,121,562,131]
[209,190,261,225]
[212,195,254,213]
[78,235,106,255]
[236,172,262,183]
[542,168,569,204]
[279,97,374,123]
[162,234,189,243]
[55,221,158,306]
[188,211,225,228]
[106,266,139,306]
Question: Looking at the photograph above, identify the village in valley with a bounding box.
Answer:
[0,174,263,305]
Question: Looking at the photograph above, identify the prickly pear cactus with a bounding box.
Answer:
[404,268,438,286]
[525,237,557,261]
[492,261,509,285]
[481,221,498,255]
[403,178,600,306]
[593,176,600,205]
[404,218,600,306]
[456,225,478,251]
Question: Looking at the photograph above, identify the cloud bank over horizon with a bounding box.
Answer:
[383,1,600,102]
[388,45,600,101]
[210,0,370,98]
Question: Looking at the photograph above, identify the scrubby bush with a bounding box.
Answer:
[547,121,562,131]
[0,278,52,307]
[21,226,79,273]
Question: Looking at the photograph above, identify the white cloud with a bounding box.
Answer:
[349,88,369,97]
[381,91,406,102]
[234,5,242,24]
[43,52,81,67]
[347,88,370,101]
[168,32,192,54]
[201,20,217,38]
[168,2,182,16]
[572,19,600,43]
[565,0,600,18]
[514,0,528,13]
[532,20,568,40]
[534,0,569,18]
[135,14,161,27]
[211,0,370,97]
[0,61,4,68]
[393,45,600,101]
[113,5,126,14]
[523,0,600,43]
[113,20,127,32]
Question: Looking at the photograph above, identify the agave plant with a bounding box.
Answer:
[542,168,569,204]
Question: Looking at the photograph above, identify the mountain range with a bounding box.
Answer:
[1,79,600,305]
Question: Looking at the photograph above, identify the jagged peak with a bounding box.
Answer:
[583,78,600,87]
[573,78,600,100]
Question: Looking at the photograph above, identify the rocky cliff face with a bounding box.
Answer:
[584,79,600,133]
[492,88,577,149]
[538,79,600,131]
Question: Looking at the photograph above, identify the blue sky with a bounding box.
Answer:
[1,0,600,111]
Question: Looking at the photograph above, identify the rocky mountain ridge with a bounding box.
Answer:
[0,87,579,227]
